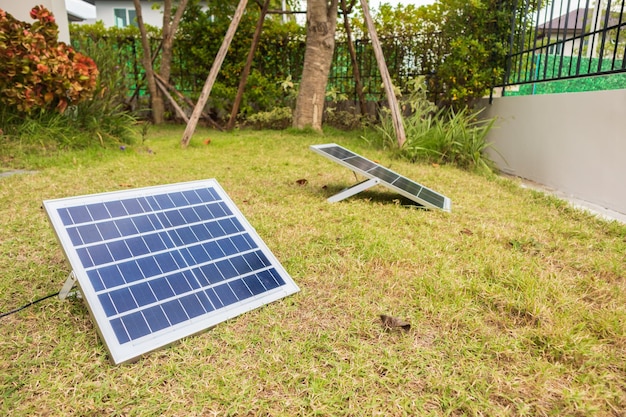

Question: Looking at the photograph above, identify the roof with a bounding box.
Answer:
[538,8,591,34]
[66,0,96,21]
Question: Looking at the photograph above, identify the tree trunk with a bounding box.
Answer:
[133,0,163,124]
[134,0,188,124]
[293,0,339,131]
[160,0,188,83]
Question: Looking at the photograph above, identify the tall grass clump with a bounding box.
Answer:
[376,77,498,173]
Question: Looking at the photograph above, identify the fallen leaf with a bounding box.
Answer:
[380,314,411,331]
[295,178,308,186]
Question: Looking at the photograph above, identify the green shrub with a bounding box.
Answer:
[0,12,138,154]
[375,77,498,173]
[246,107,293,129]
[70,26,138,144]
[324,108,373,131]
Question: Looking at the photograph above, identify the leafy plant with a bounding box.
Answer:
[419,0,525,108]
[0,15,138,154]
[347,1,530,108]
[0,6,98,114]
[246,106,293,129]
[375,78,499,173]
[433,107,498,172]
[324,109,372,131]
[70,25,138,144]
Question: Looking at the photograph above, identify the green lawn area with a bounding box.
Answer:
[1,125,625,416]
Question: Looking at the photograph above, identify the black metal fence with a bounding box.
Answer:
[501,0,626,88]
[167,34,444,103]
[72,0,626,113]
[329,32,445,103]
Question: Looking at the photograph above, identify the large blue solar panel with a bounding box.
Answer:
[44,179,299,364]
[310,143,451,211]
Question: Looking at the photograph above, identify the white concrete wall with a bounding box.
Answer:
[95,1,163,27]
[481,89,626,216]
[0,0,70,43]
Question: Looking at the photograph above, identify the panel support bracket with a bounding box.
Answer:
[328,177,380,203]
[59,271,81,300]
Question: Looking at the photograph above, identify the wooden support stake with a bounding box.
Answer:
[181,0,249,147]
[154,73,222,130]
[359,0,406,148]
[156,76,188,123]
[227,0,271,130]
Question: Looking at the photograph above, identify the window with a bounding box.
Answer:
[128,10,137,27]
[114,8,137,28]
[548,42,563,55]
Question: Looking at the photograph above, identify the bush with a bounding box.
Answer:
[70,24,138,144]
[0,6,98,114]
[246,107,293,130]
[375,77,498,173]
[324,108,373,131]
[0,9,138,154]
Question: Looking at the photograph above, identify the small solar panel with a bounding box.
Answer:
[310,143,451,211]
[43,179,299,364]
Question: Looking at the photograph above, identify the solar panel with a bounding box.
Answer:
[43,179,299,364]
[310,144,451,211]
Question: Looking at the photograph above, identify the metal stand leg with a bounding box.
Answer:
[59,271,80,300]
[328,177,380,203]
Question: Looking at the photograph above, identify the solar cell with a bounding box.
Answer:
[310,143,451,211]
[44,179,299,364]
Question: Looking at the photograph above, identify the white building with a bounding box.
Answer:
[0,0,95,42]
[93,0,165,28]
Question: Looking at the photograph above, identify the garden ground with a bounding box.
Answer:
[1,126,624,416]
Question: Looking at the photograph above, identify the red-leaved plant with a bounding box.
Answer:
[0,6,99,114]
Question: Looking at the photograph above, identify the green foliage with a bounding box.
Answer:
[166,0,305,120]
[324,108,373,131]
[0,6,99,115]
[69,25,139,144]
[375,77,498,173]
[0,104,136,156]
[70,21,160,99]
[239,69,289,116]
[0,108,75,149]
[0,17,138,154]
[415,0,515,108]
[340,3,442,102]
[347,1,527,108]
[246,107,293,129]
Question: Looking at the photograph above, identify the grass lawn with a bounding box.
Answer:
[1,125,625,416]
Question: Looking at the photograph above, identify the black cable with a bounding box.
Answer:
[0,292,60,318]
